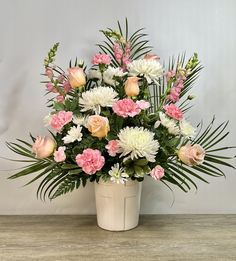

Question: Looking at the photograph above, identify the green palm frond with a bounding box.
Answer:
[161,118,235,192]
[6,139,84,200]
[98,19,152,66]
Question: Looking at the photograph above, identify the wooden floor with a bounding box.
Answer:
[0,215,235,261]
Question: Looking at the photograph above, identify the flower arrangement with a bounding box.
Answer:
[7,20,235,200]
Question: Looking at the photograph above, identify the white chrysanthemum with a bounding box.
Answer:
[62,125,83,144]
[128,59,163,84]
[103,66,126,86]
[109,163,129,184]
[87,69,102,80]
[79,86,118,114]
[73,115,85,126]
[159,112,180,135]
[118,127,159,162]
[179,120,195,138]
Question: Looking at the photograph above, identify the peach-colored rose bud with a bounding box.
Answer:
[32,136,56,159]
[178,144,205,166]
[144,54,160,61]
[67,67,86,88]
[124,77,140,97]
[87,115,110,139]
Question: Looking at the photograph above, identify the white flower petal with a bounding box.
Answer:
[128,59,163,85]
[79,86,118,113]
[62,126,83,144]
[118,126,159,162]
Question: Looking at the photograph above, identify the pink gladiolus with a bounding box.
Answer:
[56,95,65,103]
[136,100,150,110]
[46,82,57,93]
[150,165,164,180]
[112,98,141,118]
[92,54,111,65]
[164,104,183,120]
[50,111,73,132]
[54,146,66,162]
[105,140,120,157]
[76,148,105,175]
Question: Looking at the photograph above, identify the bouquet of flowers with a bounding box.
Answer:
[7,20,235,200]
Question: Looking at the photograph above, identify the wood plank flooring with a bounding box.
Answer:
[0,215,235,261]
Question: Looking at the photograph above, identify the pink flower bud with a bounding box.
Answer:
[45,68,54,79]
[150,165,164,180]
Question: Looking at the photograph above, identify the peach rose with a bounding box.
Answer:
[178,144,205,166]
[124,76,140,97]
[87,115,110,139]
[32,136,56,159]
[67,67,86,88]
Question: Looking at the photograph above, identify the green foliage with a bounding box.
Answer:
[44,42,59,68]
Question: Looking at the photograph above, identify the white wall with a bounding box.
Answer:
[0,0,236,214]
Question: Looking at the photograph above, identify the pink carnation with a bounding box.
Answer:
[150,165,164,181]
[105,140,120,156]
[92,54,111,65]
[164,104,183,120]
[76,148,105,175]
[50,110,73,132]
[112,98,141,118]
[54,146,66,162]
[136,100,150,110]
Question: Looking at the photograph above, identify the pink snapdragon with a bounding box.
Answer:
[50,110,73,132]
[150,165,164,180]
[113,43,123,63]
[167,78,185,102]
[92,54,111,65]
[165,70,176,81]
[46,82,57,93]
[76,148,105,175]
[56,95,65,103]
[63,81,72,93]
[163,104,183,120]
[54,146,66,162]
[105,140,120,156]
[45,68,54,79]
[136,100,150,110]
[112,98,141,118]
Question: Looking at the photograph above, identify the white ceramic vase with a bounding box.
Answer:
[94,180,142,231]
